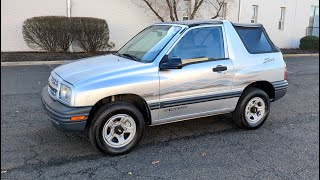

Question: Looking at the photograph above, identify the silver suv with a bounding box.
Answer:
[42,20,288,155]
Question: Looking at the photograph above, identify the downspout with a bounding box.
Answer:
[291,0,298,48]
[67,0,71,17]
[67,0,73,52]
[237,0,242,22]
[223,0,227,20]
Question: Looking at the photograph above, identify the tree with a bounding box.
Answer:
[132,0,234,22]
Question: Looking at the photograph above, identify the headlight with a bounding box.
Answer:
[59,84,72,103]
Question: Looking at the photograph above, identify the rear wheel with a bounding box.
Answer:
[89,102,145,155]
[233,88,270,129]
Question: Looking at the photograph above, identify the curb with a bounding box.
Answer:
[283,53,319,57]
[1,54,319,66]
[1,60,74,67]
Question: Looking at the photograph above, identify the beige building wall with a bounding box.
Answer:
[196,0,319,48]
[1,0,319,51]
[232,0,319,48]
[1,0,66,51]
[1,0,157,52]
[70,0,156,51]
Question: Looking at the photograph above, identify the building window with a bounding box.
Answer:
[251,5,258,23]
[309,6,319,27]
[278,7,286,30]
[307,6,319,36]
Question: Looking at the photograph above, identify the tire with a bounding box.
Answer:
[89,102,145,155]
[232,88,270,130]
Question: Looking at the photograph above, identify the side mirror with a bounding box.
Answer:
[160,56,182,70]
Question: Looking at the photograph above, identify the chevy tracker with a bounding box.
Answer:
[42,20,288,155]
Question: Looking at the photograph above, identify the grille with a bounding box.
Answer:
[48,75,58,97]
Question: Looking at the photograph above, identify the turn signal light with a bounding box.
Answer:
[284,65,287,80]
[70,116,86,121]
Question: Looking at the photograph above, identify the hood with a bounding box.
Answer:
[54,54,146,84]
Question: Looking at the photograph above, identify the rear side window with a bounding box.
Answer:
[235,27,278,54]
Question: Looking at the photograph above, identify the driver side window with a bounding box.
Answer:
[168,27,225,63]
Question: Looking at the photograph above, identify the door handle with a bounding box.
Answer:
[212,65,227,72]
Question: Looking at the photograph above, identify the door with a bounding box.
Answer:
[157,26,238,124]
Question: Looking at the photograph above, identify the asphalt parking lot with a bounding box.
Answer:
[1,56,319,179]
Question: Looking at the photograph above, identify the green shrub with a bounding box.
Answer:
[22,16,114,52]
[299,36,319,50]
[22,16,72,52]
[72,17,114,52]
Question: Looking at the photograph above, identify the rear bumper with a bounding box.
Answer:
[41,86,91,131]
[272,80,288,101]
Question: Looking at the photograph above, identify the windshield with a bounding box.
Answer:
[116,25,182,63]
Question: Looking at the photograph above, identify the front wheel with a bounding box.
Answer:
[89,102,145,155]
[233,88,270,129]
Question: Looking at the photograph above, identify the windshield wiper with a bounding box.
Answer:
[122,53,141,62]
[113,52,141,62]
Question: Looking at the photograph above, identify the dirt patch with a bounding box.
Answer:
[1,51,114,62]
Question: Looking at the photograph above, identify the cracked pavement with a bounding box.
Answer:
[1,56,319,179]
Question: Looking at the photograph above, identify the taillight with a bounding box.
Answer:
[284,65,287,80]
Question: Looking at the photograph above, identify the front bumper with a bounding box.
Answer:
[41,86,91,131]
